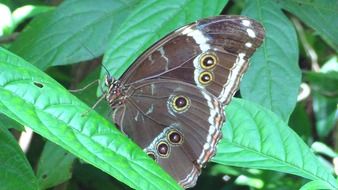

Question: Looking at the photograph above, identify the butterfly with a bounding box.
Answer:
[104,15,265,188]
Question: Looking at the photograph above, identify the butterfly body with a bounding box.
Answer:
[105,15,265,188]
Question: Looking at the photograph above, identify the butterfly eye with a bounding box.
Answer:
[200,52,218,69]
[167,130,183,145]
[146,151,157,161]
[198,71,213,85]
[171,95,190,113]
[157,141,170,157]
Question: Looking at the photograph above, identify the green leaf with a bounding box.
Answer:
[0,127,39,190]
[0,48,181,190]
[240,0,301,121]
[101,0,229,90]
[37,141,76,190]
[212,98,338,190]
[300,180,336,190]
[0,114,24,131]
[10,0,140,70]
[275,0,338,51]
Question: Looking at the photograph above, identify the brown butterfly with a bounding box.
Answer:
[104,15,264,188]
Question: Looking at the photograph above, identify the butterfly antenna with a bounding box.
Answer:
[101,63,111,77]
[81,44,111,77]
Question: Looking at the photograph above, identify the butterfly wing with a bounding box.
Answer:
[113,79,223,188]
[109,15,265,188]
[120,15,265,104]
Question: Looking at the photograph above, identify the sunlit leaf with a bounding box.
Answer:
[0,48,181,190]
[213,98,338,190]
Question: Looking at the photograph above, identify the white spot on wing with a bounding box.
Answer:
[158,47,169,70]
[150,83,155,95]
[203,144,210,150]
[242,20,251,27]
[246,28,256,38]
[182,27,210,52]
[145,105,154,115]
[245,42,252,48]
[134,111,140,121]
[148,55,154,65]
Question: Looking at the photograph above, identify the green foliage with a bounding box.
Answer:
[0,127,39,190]
[213,98,337,189]
[0,0,337,190]
[275,0,338,51]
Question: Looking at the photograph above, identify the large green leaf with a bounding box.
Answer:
[212,98,338,189]
[0,48,181,190]
[101,0,228,89]
[0,127,39,190]
[10,0,140,70]
[37,141,76,190]
[275,0,338,51]
[240,0,301,121]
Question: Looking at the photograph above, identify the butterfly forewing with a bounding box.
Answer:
[120,15,264,104]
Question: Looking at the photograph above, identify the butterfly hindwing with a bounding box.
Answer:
[112,79,223,188]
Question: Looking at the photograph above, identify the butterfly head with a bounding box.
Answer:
[104,75,123,106]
